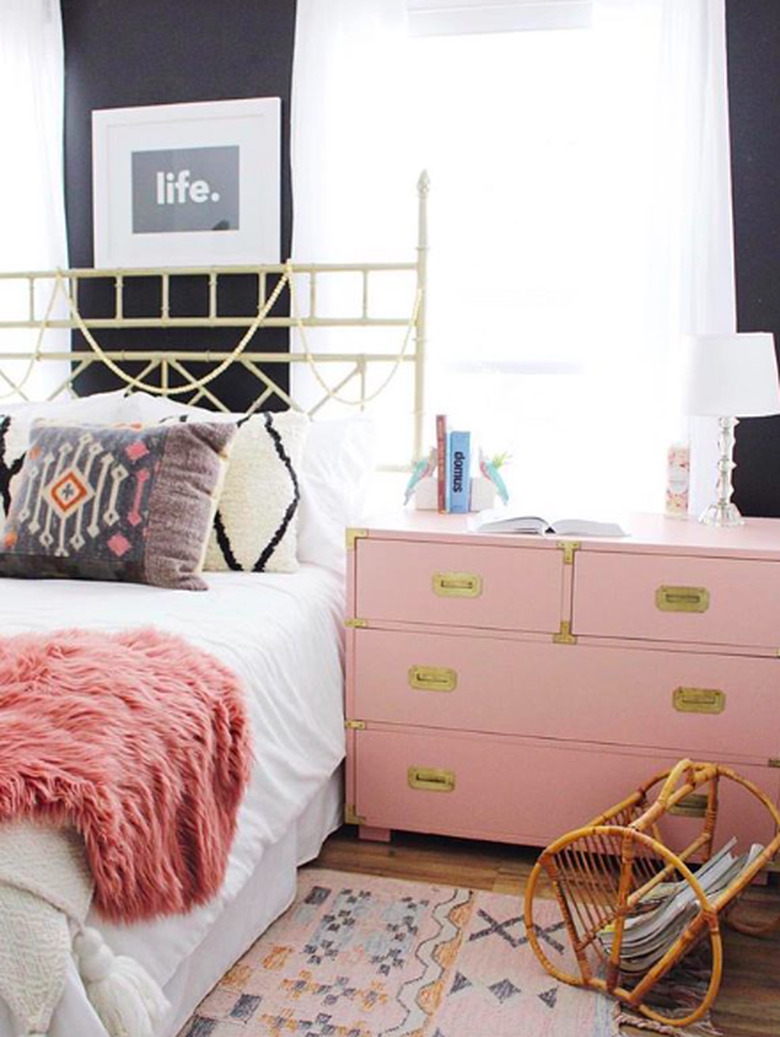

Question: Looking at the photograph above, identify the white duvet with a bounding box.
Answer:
[0,566,346,989]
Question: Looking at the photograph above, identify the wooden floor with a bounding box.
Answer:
[310,826,780,1036]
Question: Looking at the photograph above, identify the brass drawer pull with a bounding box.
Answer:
[432,571,482,598]
[668,792,708,818]
[655,585,710,613]
[673,686,726,714]
[408,665,458,692]
[407,766,456,793]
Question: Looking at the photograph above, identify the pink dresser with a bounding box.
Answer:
[344,513,780,856]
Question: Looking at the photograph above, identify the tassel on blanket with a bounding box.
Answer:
[74,928,169,1037]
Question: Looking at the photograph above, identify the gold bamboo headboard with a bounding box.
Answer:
[0,173,429,469]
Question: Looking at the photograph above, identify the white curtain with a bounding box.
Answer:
[646,0,736,514]
[0,0,68,398]
[290,0,422,472]
[291,0,736,515]
[291,0,414,263]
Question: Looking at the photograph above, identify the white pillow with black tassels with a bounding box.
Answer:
[0,414,28,526]
[199,411,309,573]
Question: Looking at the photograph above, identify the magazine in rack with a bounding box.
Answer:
[597,838,765,975]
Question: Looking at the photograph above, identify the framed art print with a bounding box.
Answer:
[92,97,281,267]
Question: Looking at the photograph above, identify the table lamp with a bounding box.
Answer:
[683,332,780,526]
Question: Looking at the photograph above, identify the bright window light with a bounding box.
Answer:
[408,8,670,518]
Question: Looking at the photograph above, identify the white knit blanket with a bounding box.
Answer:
[0,822,92,1035]
[0,822,168,1037]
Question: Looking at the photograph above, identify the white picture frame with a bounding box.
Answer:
[92,97,281,268]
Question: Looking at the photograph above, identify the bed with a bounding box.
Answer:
[0,569,345,1037]
[0,177,429,1037]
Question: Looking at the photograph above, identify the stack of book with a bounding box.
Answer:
[597,838,764,975]
[435,414,471,514]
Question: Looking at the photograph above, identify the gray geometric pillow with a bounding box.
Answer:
[0,421,236,590]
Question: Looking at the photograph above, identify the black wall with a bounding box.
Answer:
[60,0,297,407]
[727,0,780,516]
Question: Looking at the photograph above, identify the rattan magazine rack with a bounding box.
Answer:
[524,759,780,1029]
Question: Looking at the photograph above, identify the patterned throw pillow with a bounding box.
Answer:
[202,412,309,574]
[0,422,236,590]
[1,393,131,525]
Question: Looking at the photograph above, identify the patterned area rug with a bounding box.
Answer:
[179,868,718,1037]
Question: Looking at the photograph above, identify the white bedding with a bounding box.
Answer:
[0,565,346,1034]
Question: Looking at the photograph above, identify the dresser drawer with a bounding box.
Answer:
[353,727,780,851]
[573,551,780,648]
[354,538,564,632]
[352,629,780,760]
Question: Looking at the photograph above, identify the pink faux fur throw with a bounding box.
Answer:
[0,627,251,923]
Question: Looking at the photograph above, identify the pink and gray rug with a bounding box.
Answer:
[179,868,718,1037]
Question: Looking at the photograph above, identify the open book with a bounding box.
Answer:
[469,509,626,538]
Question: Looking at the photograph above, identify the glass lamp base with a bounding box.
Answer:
[698,501,745,527]
[698,416,744,527]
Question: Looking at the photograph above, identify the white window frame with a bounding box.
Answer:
[407,0,593,37]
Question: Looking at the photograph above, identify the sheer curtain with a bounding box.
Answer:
[291,0,736,516]
[291,0,414,264]
[290,0,422,471]
[0,0,69,398]
[647,0,736,515]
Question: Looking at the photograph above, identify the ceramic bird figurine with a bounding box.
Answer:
[403,447,438,505]
[479,449,510,505]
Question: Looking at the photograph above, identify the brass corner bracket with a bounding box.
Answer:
[557,540,581,565]
[346,527,369,550]
[344,804,366,825]
[553,620,577,645]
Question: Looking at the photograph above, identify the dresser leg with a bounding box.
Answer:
[358,825,391,843]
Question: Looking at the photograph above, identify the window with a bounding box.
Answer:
[408,3,671,517]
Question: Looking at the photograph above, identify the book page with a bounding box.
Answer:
[468,510,548,534]
[469,510,626,537]
[549,518,627,537]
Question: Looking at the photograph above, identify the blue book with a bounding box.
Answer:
[447,430,471,513]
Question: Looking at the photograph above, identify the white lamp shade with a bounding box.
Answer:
[682,332,780,417]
